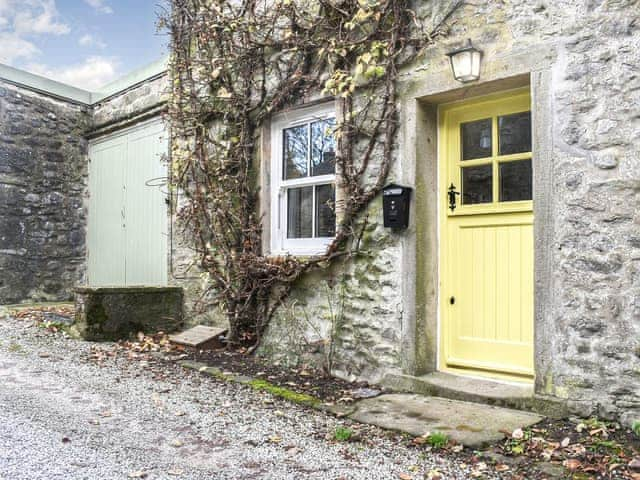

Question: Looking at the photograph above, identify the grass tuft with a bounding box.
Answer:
[334,426,354,442]
[425,431,449,449]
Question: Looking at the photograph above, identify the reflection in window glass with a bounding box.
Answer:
[311,119,336,176]
[287,187,313,238]
[499,111,531,155]
[462,164,493,205]
[500,159,532,202]
[461,119,492,160]
[315,184,336,237]
[283,125,308,179]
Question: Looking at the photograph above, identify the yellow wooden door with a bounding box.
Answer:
[439,89,534,381]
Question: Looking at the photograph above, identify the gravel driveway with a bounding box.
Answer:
[0,316,493,480]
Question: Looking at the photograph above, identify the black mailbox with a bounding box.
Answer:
[382,183,412,229]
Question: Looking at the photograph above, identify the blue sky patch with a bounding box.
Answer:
[0,0,168,90]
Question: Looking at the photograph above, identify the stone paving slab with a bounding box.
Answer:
[349,393,543,448]
[170,325,227,349]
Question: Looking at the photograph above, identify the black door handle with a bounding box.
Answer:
[448,183,460,212]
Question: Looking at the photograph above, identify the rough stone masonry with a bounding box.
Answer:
[0,82,89,304]
[258,0,640,425]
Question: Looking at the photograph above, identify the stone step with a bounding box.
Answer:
[169,325,227,350]
[382,372,568,418]
[349,393,543,448]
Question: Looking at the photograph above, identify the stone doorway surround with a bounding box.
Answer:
[396,45,556,398]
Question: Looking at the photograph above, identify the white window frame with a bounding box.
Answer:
[270,102,336,256]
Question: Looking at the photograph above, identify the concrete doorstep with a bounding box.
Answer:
[350,393,543,449]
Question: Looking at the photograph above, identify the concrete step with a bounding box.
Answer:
[350,393,543,448]
[382,372,568,418]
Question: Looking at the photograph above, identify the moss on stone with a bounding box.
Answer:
[247,379,320,407]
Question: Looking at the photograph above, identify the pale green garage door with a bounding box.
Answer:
[87,119,168,286]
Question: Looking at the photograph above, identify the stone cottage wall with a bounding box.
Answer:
[258,0,640,424]
[0,81,90,304]
[92,74,168,127]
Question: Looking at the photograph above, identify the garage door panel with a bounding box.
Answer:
[125,126,168,285]
[88,137,126,286]
[88,120,168,287]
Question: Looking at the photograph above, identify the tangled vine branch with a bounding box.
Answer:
[165,0,460,345]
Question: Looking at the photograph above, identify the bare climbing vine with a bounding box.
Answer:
[165,0,460,345]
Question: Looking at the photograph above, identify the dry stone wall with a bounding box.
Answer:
[0,81,89,304]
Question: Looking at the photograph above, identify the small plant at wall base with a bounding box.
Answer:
[164,0,462,345]
[334,426,354,442]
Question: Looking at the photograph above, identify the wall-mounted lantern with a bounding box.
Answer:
[446,39,483,83]
[382,184,412,230]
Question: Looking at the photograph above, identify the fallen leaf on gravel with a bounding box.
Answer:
[495,464,510,472]
[268,435,282,443]
[563,459,582,471]
[426,470,442,480]
[397,473,412,480]
[99,411,112,418]
[167,468,184,476]
[174,411,186,417]
[170,439,184,448]
[128,471,148,478]
[39,352,50,358]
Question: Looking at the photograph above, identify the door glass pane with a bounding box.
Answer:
[315,184,336,237]
[461,119,492,160]
[500,159,532,202]
[311,118,336,176]
[283,125,308,179]
[287,186,313,238]
[499,111,531,155]
[462,165,493,205]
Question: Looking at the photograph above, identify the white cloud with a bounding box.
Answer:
[79,33,106,49]
[0,0,69,65]
[11,0,69,35]
[0,31,40,63]
[26,56,120,90]
[83,0,113,15]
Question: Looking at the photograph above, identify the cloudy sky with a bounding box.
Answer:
[0,0,168,91]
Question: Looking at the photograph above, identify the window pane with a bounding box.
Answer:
[311,118,336,176]
[462,164,493,205]
[283,125,308,179]
[287,187,313,238]
[499,111,531,155]
[315,184,336,237]
[500,159,532,202]
[461,119,492,160]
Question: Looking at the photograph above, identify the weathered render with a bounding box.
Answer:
[0,80,89,304]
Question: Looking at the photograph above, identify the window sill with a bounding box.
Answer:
[268,244,334,258]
